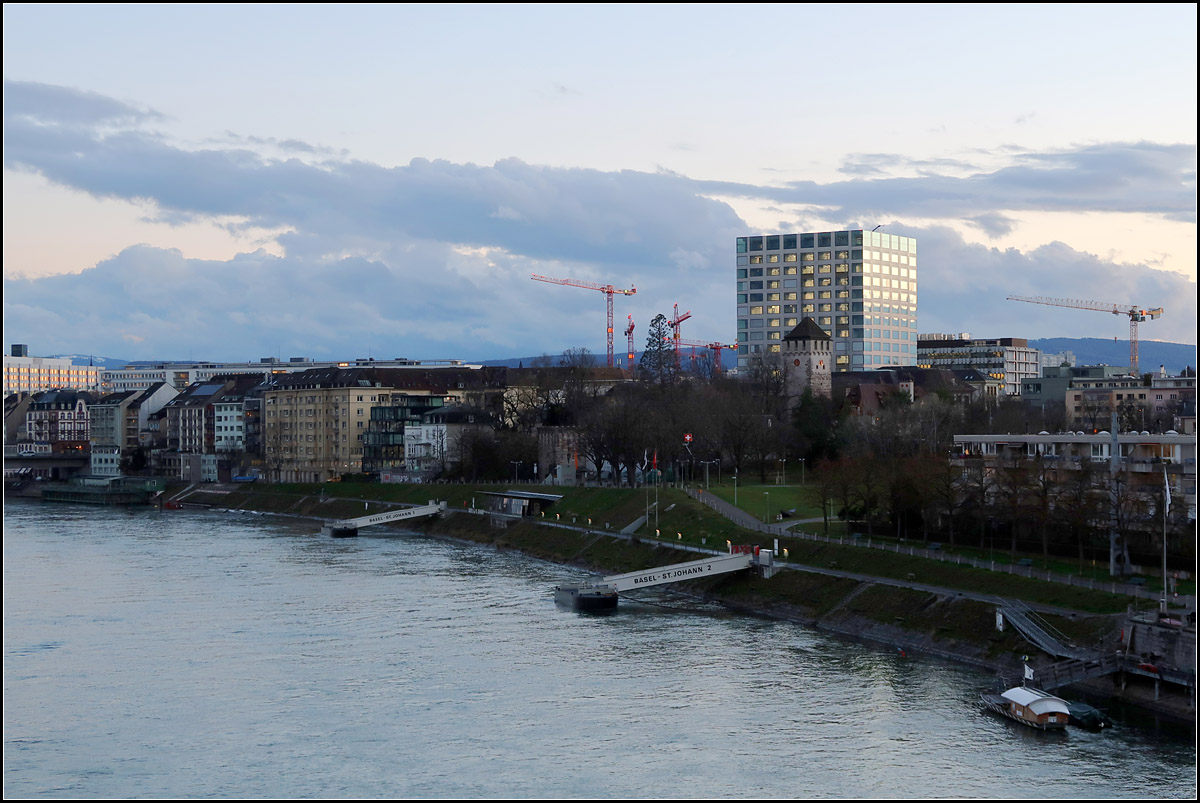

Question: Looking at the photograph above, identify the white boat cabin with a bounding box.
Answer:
[1001,687,1070,729]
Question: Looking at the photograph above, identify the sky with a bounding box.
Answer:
[3,4,1196,364]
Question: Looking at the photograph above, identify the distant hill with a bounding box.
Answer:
[1030,338,1196,374]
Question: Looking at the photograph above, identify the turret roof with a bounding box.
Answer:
[783,318,831,341]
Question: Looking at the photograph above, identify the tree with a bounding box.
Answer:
[639,314,676,385]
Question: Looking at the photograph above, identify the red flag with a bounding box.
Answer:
[652,450,658,469]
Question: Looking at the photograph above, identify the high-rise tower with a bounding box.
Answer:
[735,230,918,371]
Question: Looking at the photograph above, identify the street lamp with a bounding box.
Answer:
[764,491,770,524]
[733,474,738,506]
[800,458,806,487]
[701,459,718,489]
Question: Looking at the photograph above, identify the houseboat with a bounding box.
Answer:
[980,686,1070,730]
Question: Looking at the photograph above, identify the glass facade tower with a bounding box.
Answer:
[735,229,918,371]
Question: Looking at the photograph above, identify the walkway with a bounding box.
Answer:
[687,487,1197,613]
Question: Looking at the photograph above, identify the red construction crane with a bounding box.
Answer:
[624,315,636,366]
[531,274,637,367]
[673,337,738,375]
[668,303,692,367]
[1007,295,1163,375]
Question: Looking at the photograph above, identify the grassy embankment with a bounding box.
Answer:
[180,479,1142,657]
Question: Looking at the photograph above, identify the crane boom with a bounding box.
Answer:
[1006,295,1163,375]
[531,274,637,367]
[673,337,738,375]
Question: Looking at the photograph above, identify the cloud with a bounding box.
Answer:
[703,141,1196,224]
[3,80,165,129]
[964,212,1018,237]
[909,225,1196,343]
[3,80,1195,362]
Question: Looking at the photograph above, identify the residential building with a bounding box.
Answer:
[362,393,450,475]
[404,405,495,479]
[260,366,506,483]
[917,334,1042,396]
[25,389,97,451]
[162,374,263,476]
[735,229,918,371]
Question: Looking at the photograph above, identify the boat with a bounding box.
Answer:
[980,686,1070,730]
[1065,700,1112,730]
[554,583,618,612]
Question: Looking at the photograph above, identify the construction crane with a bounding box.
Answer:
[1007,295,1163,375]
[530,274,637,367]
[668,303,692,367]
[673,337,738,375]
[624,315,636,366]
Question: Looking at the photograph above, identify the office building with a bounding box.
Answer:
[735,229,918,370]
[916,334,1041,396]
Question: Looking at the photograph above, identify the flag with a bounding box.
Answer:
[652,450,658,470]
[1024,664,1034,681]
[1164,469,1171,510]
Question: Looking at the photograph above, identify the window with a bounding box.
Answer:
[765,235,780,250]
[748,236,763,251]
[818,233,831,247]
[783,234,797,249]
[750,255,763,264]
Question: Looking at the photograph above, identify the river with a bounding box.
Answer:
[3,500,1195,798]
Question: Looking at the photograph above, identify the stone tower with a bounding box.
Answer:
[782,318,832,401]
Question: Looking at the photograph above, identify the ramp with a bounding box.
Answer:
[322,501,446,536]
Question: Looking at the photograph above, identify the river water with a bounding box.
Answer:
[3,500,1195,799]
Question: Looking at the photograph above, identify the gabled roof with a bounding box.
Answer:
[783,318,831,341]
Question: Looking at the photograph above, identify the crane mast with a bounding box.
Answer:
[531,274,637,367]
[624,315,636,365]
[1007,295,1163,375]
[668,303,692,368]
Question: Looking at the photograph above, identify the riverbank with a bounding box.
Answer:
[171,481,1193,724]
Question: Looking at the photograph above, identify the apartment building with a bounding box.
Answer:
[260,366,505,483]
[25,389,96,450]
[735,229,917,370]
[404,405,494,479]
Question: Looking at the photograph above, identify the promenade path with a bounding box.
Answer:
[686,487,1197,615]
